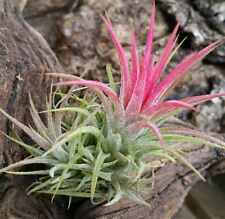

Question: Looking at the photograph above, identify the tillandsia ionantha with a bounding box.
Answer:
[0,0,225,207]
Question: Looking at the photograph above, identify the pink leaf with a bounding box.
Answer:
[181,92,225,105]
[130,32,140,94]
[101,16,131,106]
[140,0,156,104]
[143,100,197,119]
[142,24,179,108]
[151,40,223,104]
[126,66,147,114]
[128,121,164,145]
[144,122,164,145]
[126,1,156,114]
[126,38,147,114]
[152,24,179,83]
[143,0,155,72]
[55,80,120,105]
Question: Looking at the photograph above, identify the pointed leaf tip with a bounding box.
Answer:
[56,80,120,105]
[101,15,131,106]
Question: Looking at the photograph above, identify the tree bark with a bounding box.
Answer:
[0,0,225,219]
[0,1,67,218]
[158,0,225,64]
[0,0,63,164]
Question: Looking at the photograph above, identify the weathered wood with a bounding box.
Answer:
[0,1,67,218]
[158,0,225,64]
[174,205,197,219]
[186,181,225,219]
[0,0,62,165]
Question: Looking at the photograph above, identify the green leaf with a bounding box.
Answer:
[0,108,50,149]
[39,189,103,198]
[125,190,150,207]
[91,149,109,201]
[105,191,123,206]
[5,170,49,175]
[0,131,43,156]
[106,64,117,92]
[0,157,56,174]
[172,150,205,181]
[43,126,104,157]
[41,107,91,117]
[28,178,58,195]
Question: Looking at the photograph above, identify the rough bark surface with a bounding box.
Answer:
[0,0,225,219]
[158,0,225,64]
[0,0,63,165]
[0,1,67,218]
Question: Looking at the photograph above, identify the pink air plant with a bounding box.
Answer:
[1,0,225,207]
[55,0,225,138]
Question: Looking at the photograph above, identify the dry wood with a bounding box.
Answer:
[0,1,66,218]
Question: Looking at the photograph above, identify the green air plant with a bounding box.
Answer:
[0,0,225,207]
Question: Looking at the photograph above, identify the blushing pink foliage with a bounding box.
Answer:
[56,0,225,125]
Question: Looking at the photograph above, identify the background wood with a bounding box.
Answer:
[0,1,67,218]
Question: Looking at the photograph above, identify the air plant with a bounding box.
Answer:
[0,0,225,207]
